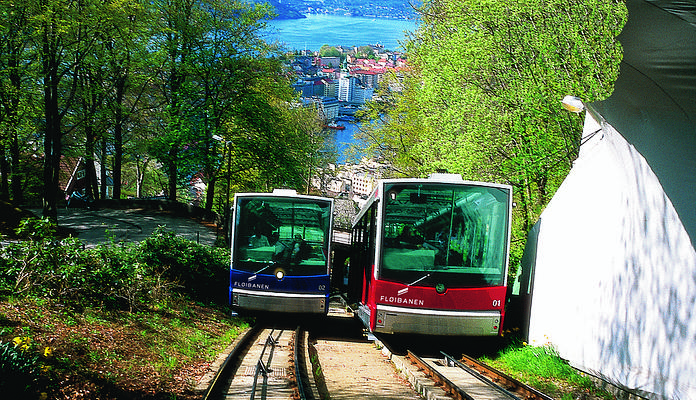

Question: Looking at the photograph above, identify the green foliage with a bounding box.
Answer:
[1,0,319,211]
[355,45,376,59]
[355,67,427,176]
[0,339,39,397]
[0,218,230,310]
[135,226,230,304]
[319,45,342,57]
[410,0,627,194]
[1,218,83,296]
[359,0,627,276]
[482,343,612,399]
[0,296,247,398]
[15,217,56,241]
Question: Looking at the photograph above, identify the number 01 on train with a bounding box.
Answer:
[347,174,512,336]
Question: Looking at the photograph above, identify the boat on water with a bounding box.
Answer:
[325,122,346,130]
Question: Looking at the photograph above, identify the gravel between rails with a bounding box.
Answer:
[312,338,423,400]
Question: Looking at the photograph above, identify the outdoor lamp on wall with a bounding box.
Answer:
[561,95,585,113]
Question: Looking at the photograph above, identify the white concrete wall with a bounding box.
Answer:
[527,112,696,399]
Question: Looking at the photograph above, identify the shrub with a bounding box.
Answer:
[0,338,39,397]
[0,218,83,297]
[134,226,229,304]
[1,218,229,309]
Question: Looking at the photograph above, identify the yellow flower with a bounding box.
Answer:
[40,393,48,400]
[522,341,527,346]
[13,336,31,350]
[44,346,53,358]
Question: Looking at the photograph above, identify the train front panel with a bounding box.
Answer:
[365,281,506,335]
[229,270,330,314]
[229,191,333,315]
[352,176,512,336]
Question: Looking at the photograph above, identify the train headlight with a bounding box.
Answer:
[274,268,286,281]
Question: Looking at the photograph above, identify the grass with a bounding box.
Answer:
[2,295,617,400]
[480,336,615,400]
[0,296,250,399]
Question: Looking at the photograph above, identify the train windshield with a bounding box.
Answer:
[380,183,510,288]
[233,197,332,276]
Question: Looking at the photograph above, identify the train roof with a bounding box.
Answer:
[233,189,334,204]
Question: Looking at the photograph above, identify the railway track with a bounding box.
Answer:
[201,318,551,400]
[202,325,316,400]
[403,350,553,400]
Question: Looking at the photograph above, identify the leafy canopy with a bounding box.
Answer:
[359,0,627,267]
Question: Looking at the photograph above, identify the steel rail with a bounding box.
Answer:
[202,325,262,400]
[250,329,283,400]
[293,326,307,400]
[456,352,554,400]
[439,352,519,400]
[406,350,477,400]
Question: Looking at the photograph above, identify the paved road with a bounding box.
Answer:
[28,208,220,248]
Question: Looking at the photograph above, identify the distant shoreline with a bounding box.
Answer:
[275,13,417,21]
[265,14,418,52]
[259,0,418,22]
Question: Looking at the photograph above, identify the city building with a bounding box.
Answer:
[351,85,374,105]
[337,74,358,103]
[312,96,339,122]
[351,70,380,89]
[319,56,341,68]
[312,158,390,208]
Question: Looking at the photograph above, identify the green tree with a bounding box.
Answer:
[0,0,335,212]
[225,61,321,193]
[355,45,376,59]
[149,0,284,206]
[0,1,43,206]
[99,0,155,200]
[361,0,627,266]
[356,67,425,176]
[149,0,206,202]
[319,45,341,58]
[31,0,123,218]
[186,0,276,211]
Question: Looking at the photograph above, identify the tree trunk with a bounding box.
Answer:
[113,76,125,200]
[5,4,26,205]
[42,75,60,220]
[205,176,216,211]
[84,124,99,200]
[0,145,9,201]
[135,158,146,198]
[40,13,63,221]
[10,132,23,205]
[100,136,108,199]
[167,151,177,201]
[134,155,150,198]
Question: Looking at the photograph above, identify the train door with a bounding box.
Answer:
[348,203,377,306]
[362,204,377,305]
